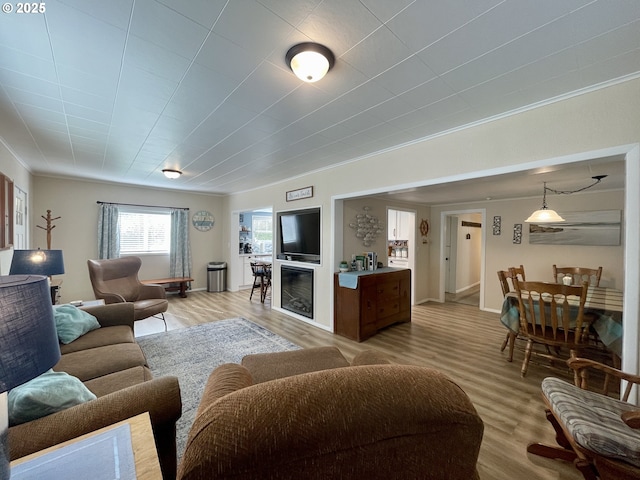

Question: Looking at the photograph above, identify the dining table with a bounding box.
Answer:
[500,285,624,357]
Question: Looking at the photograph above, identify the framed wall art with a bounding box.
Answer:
[192,210,215,231]
[513,223,522,244]
[492,216,501,235]
[286,186,313,202]
[528,209,621,246]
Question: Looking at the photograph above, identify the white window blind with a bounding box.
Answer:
[119,208,170,254]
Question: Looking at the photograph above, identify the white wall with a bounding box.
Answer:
[31,176,224,302]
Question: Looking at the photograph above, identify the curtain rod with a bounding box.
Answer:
[97,201,189,211]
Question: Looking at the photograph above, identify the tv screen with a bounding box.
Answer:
[279,208,320,259]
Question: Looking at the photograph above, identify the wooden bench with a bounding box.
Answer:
[142,277,194,298]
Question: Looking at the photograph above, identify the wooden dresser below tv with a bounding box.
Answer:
[334,268,411,342]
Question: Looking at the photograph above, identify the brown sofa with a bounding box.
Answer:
[8,303,182,479]
[178,346,484,480]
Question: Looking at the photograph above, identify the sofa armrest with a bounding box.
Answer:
[197,364,253,417]
[81,302,135,329]
[351,349,393,366]
[9,376,181,477]
[138,283,167,301]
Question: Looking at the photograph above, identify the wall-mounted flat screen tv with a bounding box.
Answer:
[278,207,320,263]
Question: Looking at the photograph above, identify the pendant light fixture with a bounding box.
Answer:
[286,42,335,83]
[525,175,607,223]
[525,182,565,223]
[162,169,182,179]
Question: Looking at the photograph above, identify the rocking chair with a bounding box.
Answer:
[528,352,640,479]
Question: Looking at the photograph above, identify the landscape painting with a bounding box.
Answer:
[529,210,621,246]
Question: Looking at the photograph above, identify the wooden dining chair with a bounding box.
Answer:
[528,352,640,479]
[498,265,525,296]
[553,265,602,287]
[512,279,590,377]
[552,265,611,359]
[249,261,266,301]
[497,266,526,362]
[260,263,272,303]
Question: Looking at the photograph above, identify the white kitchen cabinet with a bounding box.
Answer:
[399,211,412,239]
[388,210,412,240]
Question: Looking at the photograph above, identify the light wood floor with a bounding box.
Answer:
[135,289,583,480]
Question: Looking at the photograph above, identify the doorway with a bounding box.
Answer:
[387,208,416,304]
[443,210,484,307]
[14,186,27,249]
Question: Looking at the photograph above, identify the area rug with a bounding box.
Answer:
[137,318,300,457]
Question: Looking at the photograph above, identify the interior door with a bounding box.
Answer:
[445,215,458,293]
[14,186,27,249]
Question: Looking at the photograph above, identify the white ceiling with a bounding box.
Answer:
[0,0,637,202]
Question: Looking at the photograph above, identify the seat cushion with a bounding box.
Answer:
[542,377,640,467]
[133,298,168,320]
[53,343,148,382]
[59,325,134,355]
[241,346,348,384]
[84,366,153,397]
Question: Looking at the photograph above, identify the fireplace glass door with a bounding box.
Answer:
[281,265,314,319]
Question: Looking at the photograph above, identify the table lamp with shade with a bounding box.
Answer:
[0,275,61,480]
[9,250,65,304]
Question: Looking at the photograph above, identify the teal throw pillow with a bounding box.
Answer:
[8,370,97,426]
[53,304,101,344]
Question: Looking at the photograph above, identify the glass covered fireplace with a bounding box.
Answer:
[281,265,314,319]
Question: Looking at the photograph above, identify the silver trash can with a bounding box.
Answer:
[207,262,227,292]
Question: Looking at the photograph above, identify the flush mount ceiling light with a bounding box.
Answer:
[286,42,335,83]
[525,175,607,223]
[162,169,182,179]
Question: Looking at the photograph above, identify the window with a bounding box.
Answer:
[252,215,273,254]
[119,208,170,254]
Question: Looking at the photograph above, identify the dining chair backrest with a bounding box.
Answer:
[497,265,526,296]
[513,279,590,346]
[250,261,265,276]
[262,262,272,278]
[552,265,602,287]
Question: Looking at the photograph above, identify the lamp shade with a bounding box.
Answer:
[0,275,61,393]
[9,250,65,276]
[525,208,565,223]
[1,275,60,479]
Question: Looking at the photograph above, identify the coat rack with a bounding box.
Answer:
[37,210,61,249]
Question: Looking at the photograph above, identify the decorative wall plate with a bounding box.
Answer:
[420,219,429,236]
[192,210,215,231]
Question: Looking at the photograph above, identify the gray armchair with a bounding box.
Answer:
[87,257,168,325]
